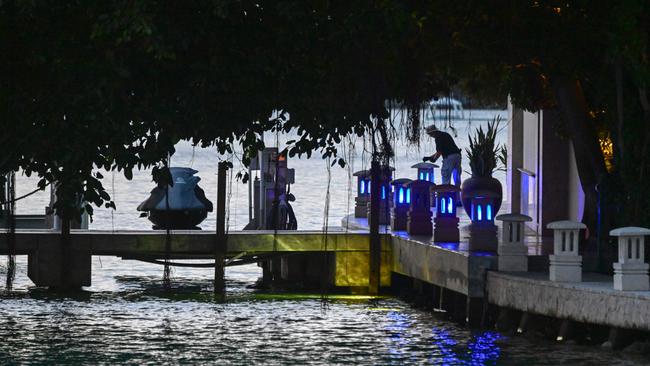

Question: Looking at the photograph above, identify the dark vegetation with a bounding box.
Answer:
[1,0,649,245]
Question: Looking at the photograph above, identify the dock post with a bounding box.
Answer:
[214,162,228,299]
[368,160,381,295]
[27,215,91,289]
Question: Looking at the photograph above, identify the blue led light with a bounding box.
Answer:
[425,172,430,181]
[398,188,404,204]
[381,186,386,200]
[406,188,411,204]
[419,172,424,180]
[441,197,446,214]
[448,197,453,213]
[487,204,492,221]
[477,205,482,221]
[360,180,366,194]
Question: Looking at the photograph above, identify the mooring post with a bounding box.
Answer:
[368,160,381,295]
[214,162,228,298]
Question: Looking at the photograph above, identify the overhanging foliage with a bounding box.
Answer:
[1,0,648,231]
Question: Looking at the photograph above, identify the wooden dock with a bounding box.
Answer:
[0,229,392,290]
[0,229,377,257]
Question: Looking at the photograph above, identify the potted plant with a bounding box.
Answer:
[460,116,507,217]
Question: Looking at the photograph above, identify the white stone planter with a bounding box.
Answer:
[610,227,650,291]
[547,220,585,282]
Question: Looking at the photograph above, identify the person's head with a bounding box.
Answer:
[425,125,439,137]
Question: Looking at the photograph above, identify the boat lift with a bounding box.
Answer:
[244,147,295,230]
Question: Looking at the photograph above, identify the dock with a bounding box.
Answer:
[2,212,650,338]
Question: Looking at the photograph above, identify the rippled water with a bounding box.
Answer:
[2,257,646,365]
[4,111,647,365]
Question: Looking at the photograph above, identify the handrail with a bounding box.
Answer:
[517,168,536,178]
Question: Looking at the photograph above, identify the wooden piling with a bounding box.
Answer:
[368,161,381,295]
[60,217,71,287]
[214,162,228,298]
[557,319,572,342]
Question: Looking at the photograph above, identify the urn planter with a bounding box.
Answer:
[460,176,503,218]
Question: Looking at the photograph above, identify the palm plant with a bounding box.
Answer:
[466,116,505,177]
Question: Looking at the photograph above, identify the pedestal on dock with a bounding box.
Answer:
[366,166,394,227]
[496,213,532,272]
[610,227,650,291]
[467,194,498,251]
[432,184,460,242]
[411,162,438,206]
[353,170,371,218]
[548,220,585,282]
[367,201,391,226]
[406,180,434,236]
[391,206,409,231]
[390,178,412,232]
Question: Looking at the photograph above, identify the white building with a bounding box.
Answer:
[507,100,585,236]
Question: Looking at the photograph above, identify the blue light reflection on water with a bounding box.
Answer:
[431,328,460,365]
[431,328,502,366]
[384,309,503,365]
[386,311,411,362]
[467,331,502,365]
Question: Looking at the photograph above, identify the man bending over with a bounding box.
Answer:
[423,125,462,186]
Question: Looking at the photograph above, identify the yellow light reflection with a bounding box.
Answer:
[598,132,614,173]
[334,251,392,287]
[254,294,387,301]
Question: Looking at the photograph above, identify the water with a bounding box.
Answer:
[0,259,646,365]
[4,110,647,364]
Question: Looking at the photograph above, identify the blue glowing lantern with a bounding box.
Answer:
[411,162,438,184]
[377,165,395,204]
[365,165,396,226]
[469,193,498,226]
[353,169,372,218]
[405,179,435,236]
[390,178,413,231]
[391,178,413,208]
[353,170,371,197]
[431,184,461,242]
[434,184,459,218]
[467,192,500,252]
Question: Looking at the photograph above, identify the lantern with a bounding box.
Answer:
[432,184,460,242]
[390,178,413,231]
[406,180,435,236]
[366,166,395,226]
[467,191,499,251]
[495,213,532,272]
[547,220,585,282]
[610,227,650,291]
[411,162,438,183]
[353,170,371,218]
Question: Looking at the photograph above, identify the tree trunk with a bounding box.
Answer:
[551,79,608,255]
[60,216,71,288]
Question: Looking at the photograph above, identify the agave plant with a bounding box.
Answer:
[466,116,505,177]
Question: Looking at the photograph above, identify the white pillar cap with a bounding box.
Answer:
[547,220,586,230]
[609,227,650,237]
[496,213,532,222]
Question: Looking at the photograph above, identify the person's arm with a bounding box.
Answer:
[423,152,441,162]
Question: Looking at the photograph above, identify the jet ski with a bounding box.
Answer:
[137,167,213,229]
